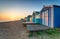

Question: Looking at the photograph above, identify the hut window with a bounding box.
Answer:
[30,17,32,22]
[35,14,40,18]
[42,12,44,19]
[45,10,48,17]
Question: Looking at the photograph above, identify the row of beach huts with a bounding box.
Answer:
[23,5,60,31]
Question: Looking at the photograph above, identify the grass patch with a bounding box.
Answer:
[28,31,33,37]
[28,28,60,37]
[46,28,59,35]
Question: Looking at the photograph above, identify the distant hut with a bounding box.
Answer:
[26,15,32,22]
[24,17,27,22]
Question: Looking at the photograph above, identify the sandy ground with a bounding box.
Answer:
[0,20,60,39]
[0,20,29,39]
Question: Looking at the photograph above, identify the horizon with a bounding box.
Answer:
[0,0,60,22]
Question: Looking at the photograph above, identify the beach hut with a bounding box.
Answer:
[24,17,27,22]
[41,5,60,28]
[35,12,42,24]
[26,15,32,22]
[32,11,42,23]
[32,12,35,22]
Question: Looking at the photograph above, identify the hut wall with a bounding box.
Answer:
[54,6,60,28]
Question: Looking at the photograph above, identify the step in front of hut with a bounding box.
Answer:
[26,23,50,31]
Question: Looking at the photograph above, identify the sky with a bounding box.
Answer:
[0,0,60,22]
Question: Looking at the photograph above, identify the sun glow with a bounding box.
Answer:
[0,7,25,22]
[7,13,21,20]
[10,16,15,19]
[9,16,17,20]
[0,13,21,22]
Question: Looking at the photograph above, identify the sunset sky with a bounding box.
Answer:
[0,0,60,22]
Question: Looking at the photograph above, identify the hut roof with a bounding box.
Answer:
[27,15,32,17]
